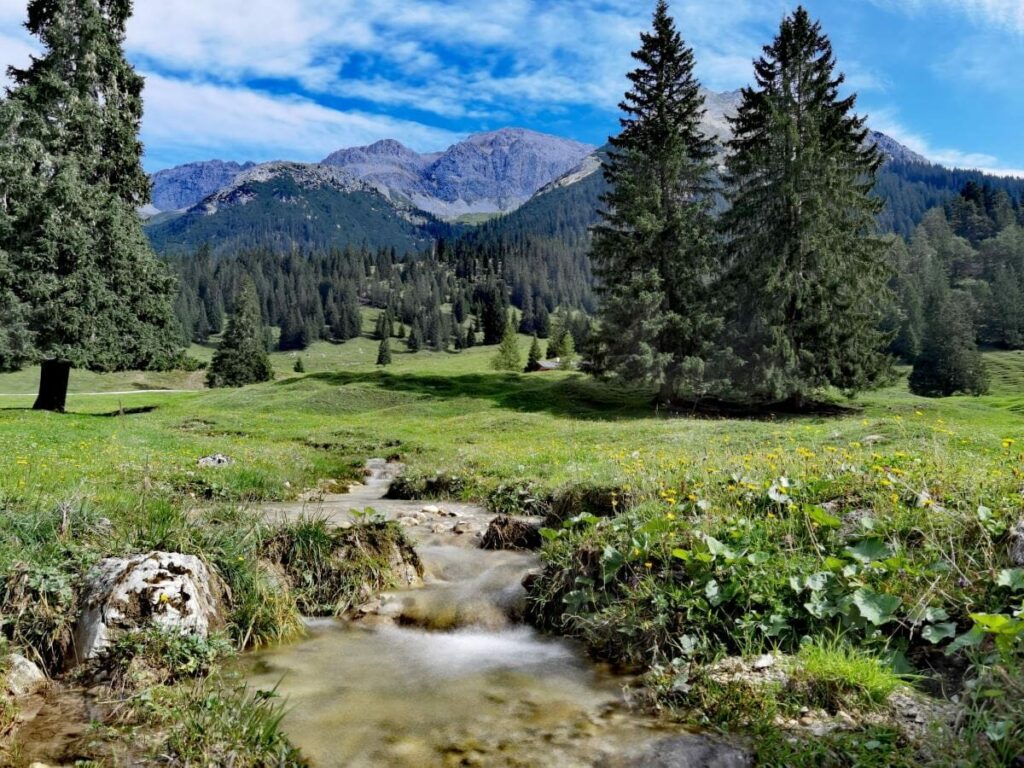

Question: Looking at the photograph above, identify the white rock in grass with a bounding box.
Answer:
[197,454,233,468]
[752,654,775,670]
[4,653,46,696]
[73,552,228,662]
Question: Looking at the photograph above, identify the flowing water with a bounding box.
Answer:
[246,462,747,767]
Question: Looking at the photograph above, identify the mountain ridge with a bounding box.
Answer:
[146,89,932,221]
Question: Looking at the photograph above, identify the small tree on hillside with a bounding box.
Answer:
[377,337,392,366]
[207,279,273,388]
[556,331,577,367]
[407,321,422,353]
[477,281,510,345]
[910,289,988,397]
[525,335,542,372]
[491,323,522,372]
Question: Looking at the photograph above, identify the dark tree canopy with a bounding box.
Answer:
[720,6,891,405]
[590,0,720,401]
[0,0,178,409]
[207,278,273,388]
[376,336,392,366]
[909,288,988,397]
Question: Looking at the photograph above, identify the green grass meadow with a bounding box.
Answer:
[1,314,1023,766]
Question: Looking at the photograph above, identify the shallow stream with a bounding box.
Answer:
[245,462,745,767]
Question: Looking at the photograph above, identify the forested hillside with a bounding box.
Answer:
[889,181,1024,361]
[170,242,585,356]
[147,171,460,256]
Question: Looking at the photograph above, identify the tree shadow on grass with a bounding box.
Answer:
[0,405,159,417]
[275,371,861,423]
[275,370,658,421]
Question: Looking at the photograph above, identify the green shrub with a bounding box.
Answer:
[135,679,307,767]
[100,628,233,689]
[544,482,636,527]
[955,657,1024,766]
[486,480,552,516]
[384,471,466,500]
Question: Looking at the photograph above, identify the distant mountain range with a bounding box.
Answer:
[148,128,593,221]
[144,88,1017,256]
[322,129,593,219]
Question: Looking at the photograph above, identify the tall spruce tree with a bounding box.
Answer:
[526,335,542,372]
[591,0,719,402]
[0,0,178,411]
[207,279,273,388]
[720,6,890,406]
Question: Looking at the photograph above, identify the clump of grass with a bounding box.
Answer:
[262,514,421,616]
[486,479,552,517]
[544,481,636,527]
[791,637,908,711]
[126,678,307,767]
[654,666,785,729]
[955,657,1024,766]
[385,471,466,500]
[753,725,919,768]
[99,628,234,690]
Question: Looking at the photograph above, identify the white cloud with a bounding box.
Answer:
[871,109,1024,177]
[121,1,767,117]
[139,73,463,170]
[867,0,1024,33]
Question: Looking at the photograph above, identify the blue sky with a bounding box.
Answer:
[0,0,1021,174]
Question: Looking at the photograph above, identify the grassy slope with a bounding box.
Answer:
[1,319,1021,509]
[1,319,1023,765]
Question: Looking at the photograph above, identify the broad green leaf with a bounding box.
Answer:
[563,590,592,611]
[805,505,841,529]
[996,568,1024,591]
[600,546,625,583]
[922,622,957,644]
[970,613,1024,635]
[538,527,560,541]
[852,587,901,626]
[925,606,950,622]
[705,579,721,605]
[985,720,1011,742]
[806,572,831,591]
[703,535,736,561]
[671,548,691,562]
[946,626,986,655]
[845,538,892,564]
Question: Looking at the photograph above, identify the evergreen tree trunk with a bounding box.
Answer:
[33,359,71,412]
